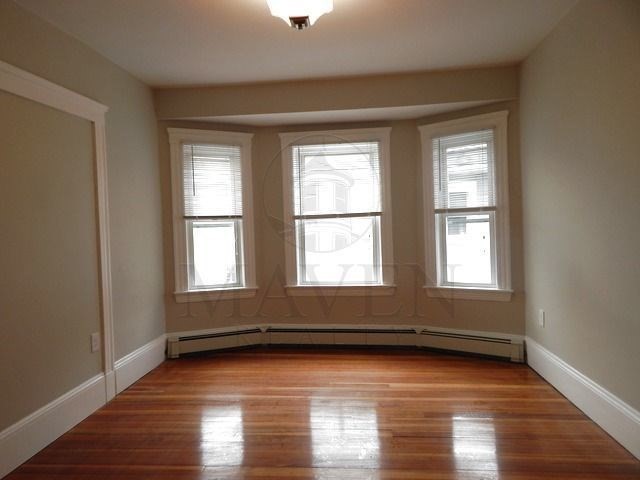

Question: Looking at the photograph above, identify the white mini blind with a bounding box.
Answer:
[292,142,381,216]
[432,129,495,210]
[182,143,243,217]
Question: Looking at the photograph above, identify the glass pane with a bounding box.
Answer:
[182,144,243,217]
[432,130,495,209]
[293,142,381,215]
[189,220,240,288]
[297,216,380,285]
[442,213,493,285]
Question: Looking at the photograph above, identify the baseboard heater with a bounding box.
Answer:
[266,326,418,347]
[167,324,524,362]
[167,327,263,358]
[420,329,523,362]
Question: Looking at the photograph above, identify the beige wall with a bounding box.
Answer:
[0,0,165,428]
[520,0,640,409]
[0,91,101,429]
[154,66,519,120]
[161,101,524,335]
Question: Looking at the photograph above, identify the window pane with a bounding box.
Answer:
[183,144,243,216]
[441,213,493,285]
[293,142,381,215]
[189,220,240,288]
[433,130,495,209]
[297,216,380,285]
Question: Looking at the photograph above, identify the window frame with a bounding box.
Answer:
[419,111,512,302]
[280,127,395,296]
[168,128,257,303]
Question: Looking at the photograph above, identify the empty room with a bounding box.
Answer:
[0,0,638,478]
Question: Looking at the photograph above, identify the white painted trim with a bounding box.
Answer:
[174,287,258,303]
[114,335,167,394]
[0,374,106,478]
[0,62,115,399]
[526,337,640,459]
[279,127,395,287]
[425,286,513,302]
[280,131,297,285]
[285,285,396,296]
[94,117,116,400]
[419,110,512,296]
[167,128,256,297]
[0,60,107,122]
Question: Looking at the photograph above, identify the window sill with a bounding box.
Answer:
[174,287,258,303]
[286,285,397,297]
[425,286,513,302]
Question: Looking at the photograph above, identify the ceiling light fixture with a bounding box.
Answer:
[267,0,333,30]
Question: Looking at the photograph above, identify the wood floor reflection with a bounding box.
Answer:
[8,348,640,479]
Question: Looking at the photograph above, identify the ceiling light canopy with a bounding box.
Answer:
[267,0,333,30]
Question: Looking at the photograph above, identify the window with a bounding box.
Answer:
[280,128,394,295]
[168,128,256,302]
[419,112,512,301]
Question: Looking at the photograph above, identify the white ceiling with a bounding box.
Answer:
[187,100,498,126]
[15,0,576,87]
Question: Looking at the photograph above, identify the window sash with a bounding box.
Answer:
[169,128,255,298]
[186,219,244,290]
[181,142,246,290]
[432,129,496,210]
[436,209,497,288]
[295,213,382,286]
[291,139,384,285]
[280,128,393,289]
[419,111,510,295]
[292,142,382,217]
[182,143,243,218]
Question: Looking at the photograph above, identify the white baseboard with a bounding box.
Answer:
[114,334,166,394]
[0,335,169,478]
[0,374,106,479]
[526,337,640,459]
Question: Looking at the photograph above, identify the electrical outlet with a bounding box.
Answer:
[538,309,545,328]
[90,332,101,353]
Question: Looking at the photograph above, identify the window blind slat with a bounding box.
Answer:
[432,129,495,210]
[182,144,243,217]
[292,142,381,216]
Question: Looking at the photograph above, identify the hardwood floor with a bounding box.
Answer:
[7,347,640,479]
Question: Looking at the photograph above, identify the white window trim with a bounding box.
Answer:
[279,127,394,296]
[419,111,512,302]
[285,285,396,297]
[168,128,257,302]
